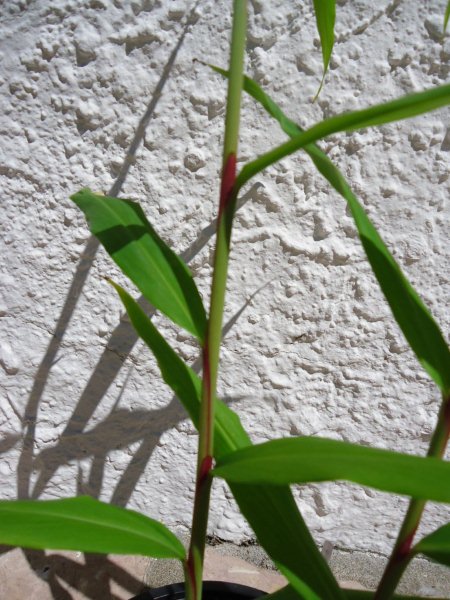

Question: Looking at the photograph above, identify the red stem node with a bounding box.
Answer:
[218,153,237,218]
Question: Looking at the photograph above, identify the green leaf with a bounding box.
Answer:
[277,565,321,600]
[112,282,344,600]
[214,437,450,503]
[343,197,450,394]
[230,484,344,600]
[445,1,450,33]
[312,0,336,99]
[236,83,450,193]
[109,281,250,456]
[213,68,450,394]
[264,585,299,600]
[261,587,436,600]
[0,496,185,559]
[343,592,447,600]
[414,523,450,567]
[71,189,206,342]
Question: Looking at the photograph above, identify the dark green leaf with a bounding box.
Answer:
[236,84,450,193]
[212,68,450,394]
[343,592,447,600]
[109,281,250,456]
[71,189,206,341]
[214,437,450,503]
[262,587,440,600]
[342,198,450,394]
[414,523,450,567]
[445,1,450,33]
[230,484,344,600]
[312,0,336,98]
[264,586,299,600]
[276,565,321,599]
[0,496,185,559]
[112,282,344,600]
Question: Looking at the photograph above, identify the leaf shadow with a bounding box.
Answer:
[13,6,265,589]
[12,3,204,598]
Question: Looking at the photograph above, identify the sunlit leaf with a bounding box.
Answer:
[266,586,443,600]
[112,282,344,599]
[414,522,450,567]
[71,189,206,341]
[210,67,450,394]
[444,1,450,33]
[0,496,185,559]
[343,591,447,600]
[312,0,336,99]
[214,437,450,503]
[236,84,450,194]
[109,281,249,457]
[230,484,344,600]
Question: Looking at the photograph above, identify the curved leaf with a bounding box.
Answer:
[236,84,450,193]
[445,1,450,33]
[109,280,250,457]
[111,282,344,600]
[214,437,450,503]
[0,496,185,559]
[277,565,321,600]
[264,585,450,600]
[71,189,206,341]
[344,592,447,600]
[211,67,450,394]
[312,0,336,99]
[414,523,450,567]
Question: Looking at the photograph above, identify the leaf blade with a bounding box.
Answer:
[414,523,450,567]
[312,0,336,99]
[343,592,448,600]
[71,189,207,341]
[445,1,450,33]
[236,84,450,193]
[109,281,250,456]
[219,70,450,394]
[0,496,185,559]
[214,437,450,503]
[112,283,344,600]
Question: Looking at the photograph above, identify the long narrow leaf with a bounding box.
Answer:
[71,189,206,341]
[109,281,250,456]
[267,587,447,600]
[344,592,447,600]
[0,496,185,559]
[230,483,344,600]
[236,84,450,193]
[211,67,450,394]
[214,437,450,503]
[414,523,450,567]
[277,565,321,600]
[264,586,300,600]
[312,0,336,99]
[111,282,344,600]
[445,1,450,33]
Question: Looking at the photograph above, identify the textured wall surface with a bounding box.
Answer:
[1,0,449,556]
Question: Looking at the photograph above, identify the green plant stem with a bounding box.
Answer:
[374,393,450,599]
[185,3,247,600]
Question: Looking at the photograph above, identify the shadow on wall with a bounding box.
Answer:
[4,2,264,598]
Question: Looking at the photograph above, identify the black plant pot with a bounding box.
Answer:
[130,581,266,600]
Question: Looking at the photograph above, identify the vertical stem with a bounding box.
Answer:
[185,3,247,600]
[374,393,450,599]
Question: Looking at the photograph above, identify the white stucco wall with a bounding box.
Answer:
[1,0,449,557]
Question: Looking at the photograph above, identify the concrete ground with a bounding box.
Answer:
[0,540,449,599]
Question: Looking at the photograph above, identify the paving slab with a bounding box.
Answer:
[0,546,147,599]
[1,542,449,598]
